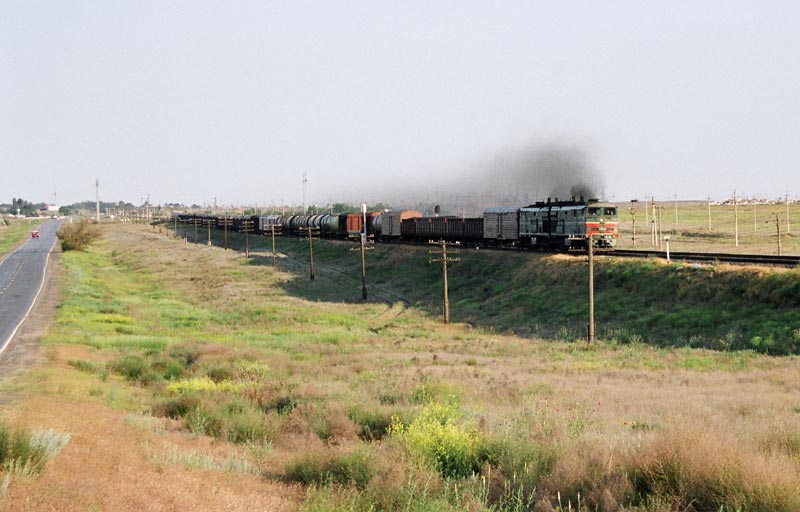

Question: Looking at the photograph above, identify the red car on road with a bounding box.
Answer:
[31,230,40,238]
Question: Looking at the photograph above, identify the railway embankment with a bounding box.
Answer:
[271,239,800,355]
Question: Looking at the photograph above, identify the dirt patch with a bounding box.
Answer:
[1,394,293,511]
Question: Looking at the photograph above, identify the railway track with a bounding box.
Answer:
[167,221,799,269]
[609,249,800,268]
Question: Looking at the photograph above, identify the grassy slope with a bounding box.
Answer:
[5,223,800,511]
[231,233,800,355]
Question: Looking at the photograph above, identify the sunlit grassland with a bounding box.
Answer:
[203,228,800,355]
[615,200,800,254]
[35,223,800,510]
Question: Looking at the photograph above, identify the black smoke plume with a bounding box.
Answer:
[368,140,605,216]
[479,141,603,202]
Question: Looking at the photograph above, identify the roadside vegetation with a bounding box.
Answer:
[56,218,102,251]
[3,222,800,510]
[0,424,70,483]
[0,219,38,255]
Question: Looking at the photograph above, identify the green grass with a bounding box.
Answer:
[211,231,800,355]
[38,224,800,511]
[616,200,800,255]
[0,219,38,255]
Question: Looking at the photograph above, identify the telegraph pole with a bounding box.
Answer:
[242,219,254,260]
[587,235,595,343]
[95,178,100,223]
[221,216,232,249]
[734,189,739,247]
[650,197,657,246]
[674,194,678,232]
[767,214,782,256]
[299,226,320,280]
[629,199,638,247]
[269,224,282,268]
[349,206,375,300]
[428,240,460,324]
[786,193,791,234]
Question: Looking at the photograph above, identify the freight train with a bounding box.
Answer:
[175,197,619,250]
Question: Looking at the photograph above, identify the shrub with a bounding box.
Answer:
[112,354,148,381]
[151,394,203,419]
[285,448,374,489]
[0,424,70,476]
[390,403,487,479]
[347,407,394,440]
[57,219,101,251]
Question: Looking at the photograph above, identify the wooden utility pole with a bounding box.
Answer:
[95,178,100,223]
[767,214,783,256]
[650,197,657,246]
[428,240,460,324]
[269,224,282,268]
[786,194,791,234]
[299,226,320,280]
[587,235,596,343]
[733,189,739,247]
[242,219,254,260]
[673,195,678,233]
[349,232,375,300]
[206,219,213,246]
[629,199,638,247]
[221,216,232,250]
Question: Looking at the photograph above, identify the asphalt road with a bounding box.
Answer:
[0,219,60,358]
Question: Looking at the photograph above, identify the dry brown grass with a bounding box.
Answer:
[2,223,800,510]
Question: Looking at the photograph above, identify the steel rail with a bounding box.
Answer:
[609,249,800,268]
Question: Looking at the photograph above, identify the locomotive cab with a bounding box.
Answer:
[584,202,619,249]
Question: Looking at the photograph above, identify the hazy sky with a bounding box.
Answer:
[2,1,799,207]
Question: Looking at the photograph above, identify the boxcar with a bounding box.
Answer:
[483,207,520,241]
[381,210,423,238]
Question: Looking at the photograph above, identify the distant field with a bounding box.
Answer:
[2,222,800,511]
[0,218,40,255]
[615,200,800,255]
